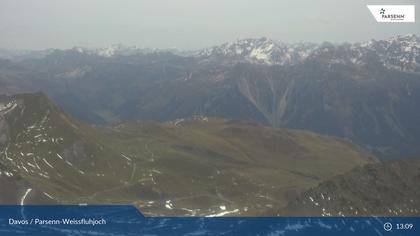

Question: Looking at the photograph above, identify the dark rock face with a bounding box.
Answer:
[277,157,420,216]
[0,118,9,147]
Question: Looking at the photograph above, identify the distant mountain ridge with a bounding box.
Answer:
[2,34,419,73]
[197,34,420,73]
[197,37,316,65]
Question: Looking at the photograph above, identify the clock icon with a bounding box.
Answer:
[384,222,392,232]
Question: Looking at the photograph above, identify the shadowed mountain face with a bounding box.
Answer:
[0,93,374,216]
[276,156,420,217]
[0,36,419,159]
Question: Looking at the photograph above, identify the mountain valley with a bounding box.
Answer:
[0,93,374,216]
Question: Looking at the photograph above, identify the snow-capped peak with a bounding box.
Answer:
[358,34,420,73]
[197,35,419,73]
[64,35,420,73]
[71,44,140,57]
[198,38,316,65]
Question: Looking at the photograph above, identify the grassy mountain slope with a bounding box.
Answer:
[0,93,375,216]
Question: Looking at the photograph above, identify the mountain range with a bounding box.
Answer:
[1,35,419,159]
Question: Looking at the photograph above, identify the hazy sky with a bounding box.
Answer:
[0,0,419,50]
